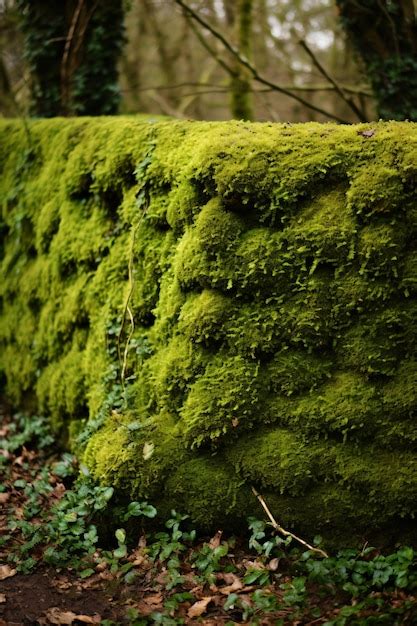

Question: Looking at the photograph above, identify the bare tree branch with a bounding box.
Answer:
[173,0,351,123]
[298,37,368,121]
[122,81,372,96]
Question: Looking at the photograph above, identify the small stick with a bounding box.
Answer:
[251,487,329,558]
[117,218,142,389]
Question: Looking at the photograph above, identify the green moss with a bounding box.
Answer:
[347,164,405,218]
[335,304,417,376]
[180,354,261,447]
[1,117,417,544]
[265,349,332,396]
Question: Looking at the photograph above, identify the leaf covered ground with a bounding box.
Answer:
[1,402,417,626]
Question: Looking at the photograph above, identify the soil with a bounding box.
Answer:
[0,568,120,624]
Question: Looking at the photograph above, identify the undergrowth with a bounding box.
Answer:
[1,409,417,625]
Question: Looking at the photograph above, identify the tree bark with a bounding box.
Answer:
[224,0,254,120]
[336,0,417,120]
[17,0,125,117]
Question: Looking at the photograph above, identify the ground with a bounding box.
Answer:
[1,400,417,626]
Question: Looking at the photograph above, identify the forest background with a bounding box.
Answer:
[0,0,417,125]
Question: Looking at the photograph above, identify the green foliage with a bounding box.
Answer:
[1,118,417,543]
[336,0,417,121]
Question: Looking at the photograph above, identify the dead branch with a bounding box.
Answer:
[173,0,350,123]
[252,487,329,558]
[298,37,368,122]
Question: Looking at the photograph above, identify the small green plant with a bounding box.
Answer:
[191,541,232,583]
[248,516,292,558]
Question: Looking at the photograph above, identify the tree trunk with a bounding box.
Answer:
[336,0,417,120]
[224,0,254,120]
[17,0,125,117]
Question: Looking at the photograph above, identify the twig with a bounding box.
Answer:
[117,218,141,389]
[147,90,189,118]
[251,487,329,558]
[61,0,84,114]
[124,81,371,97]
[173,0,350,123]
[186,10,238,78]
[298,37,367,122]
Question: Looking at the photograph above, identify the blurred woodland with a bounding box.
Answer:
[0,0,416,123]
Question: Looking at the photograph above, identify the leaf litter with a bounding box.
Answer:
[2,400,417,625]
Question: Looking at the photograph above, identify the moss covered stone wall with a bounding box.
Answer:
[1,118,417,543]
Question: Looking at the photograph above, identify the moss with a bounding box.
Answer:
[162,456,250,529]
[335,304,417,376]
[179,354,261,447]
[347,164,406,218]
[1,117,417,544]
[357,222,407,278]
[265,349,332,396]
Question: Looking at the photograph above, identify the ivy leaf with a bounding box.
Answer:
[115,528,126,544]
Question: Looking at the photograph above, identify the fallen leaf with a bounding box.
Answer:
[53,578,73,590]
[43,609,77,625]
[187,597,213,618]
[136,593,164,616]
[268,557,280,571]
[208,531,222,549]
[0,565,16,580]
[95,560,108,572]
[0,593,6,603]
[218,572,238,585]
[0,493,10,504]
[242,558,265,571]
[218,573,243,595]
[44,608,101,624]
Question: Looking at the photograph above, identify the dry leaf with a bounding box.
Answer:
[0,593,6,603]
[219,573,243,595]
[268,557,280,571]
[187,596,213,618]
[0,565,16,580]
[95,560,108,572]
[208,531,222,549]
[242,558,264,571]
[50,576,72,591]
[136,593,164,616]
[0,493,10,504]
[44,608,101,624]
[43,609,77,625]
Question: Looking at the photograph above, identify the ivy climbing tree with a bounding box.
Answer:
[226,0,254,121]
[336,0,417,121]
[17,0,125,117]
